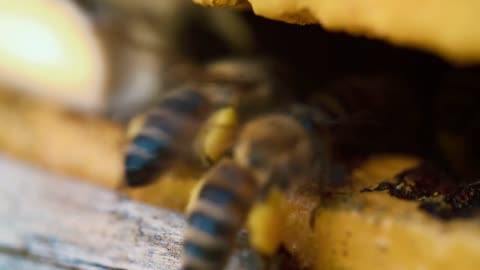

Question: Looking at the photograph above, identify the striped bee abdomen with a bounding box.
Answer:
[124,88,210,187]
[183,159,257,270]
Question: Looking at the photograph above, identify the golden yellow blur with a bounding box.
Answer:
[246,187,285,256]
[0,89,122,188]
[127,167,199,211]
[0,0,107,111]
[196,106,238,163]
[276,155,480,270]
[0,89,198,211]
[126,113,147,140]
[194,0,480,64]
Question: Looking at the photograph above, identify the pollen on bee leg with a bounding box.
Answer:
[246,187,286,256]
[200,106,238,163]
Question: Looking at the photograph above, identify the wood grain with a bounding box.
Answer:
[0,155,186,270]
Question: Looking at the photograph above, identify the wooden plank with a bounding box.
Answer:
[0,155,187,270]
[0,253,67,270]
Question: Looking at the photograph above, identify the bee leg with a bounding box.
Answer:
[240,249,269,270]
[231,229,265,270]
[201,147,235,169]
[203,155,216,168]
[309,202,321,231]
[231,229,287,270]
[264,252,287,270]
[245,184,287,270]
[235,244,290,270]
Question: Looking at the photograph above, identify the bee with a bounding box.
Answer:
[121,57,310,269]
[182,114,317,270]
[123,57,284,187]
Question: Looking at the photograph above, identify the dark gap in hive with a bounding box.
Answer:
[232,15,480,183]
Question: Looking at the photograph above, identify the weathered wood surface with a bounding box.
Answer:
[0,155,189,270]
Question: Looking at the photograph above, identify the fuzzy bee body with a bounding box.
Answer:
[123,58,281,188]
[124,88,211,186]
[183,114,316,270]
